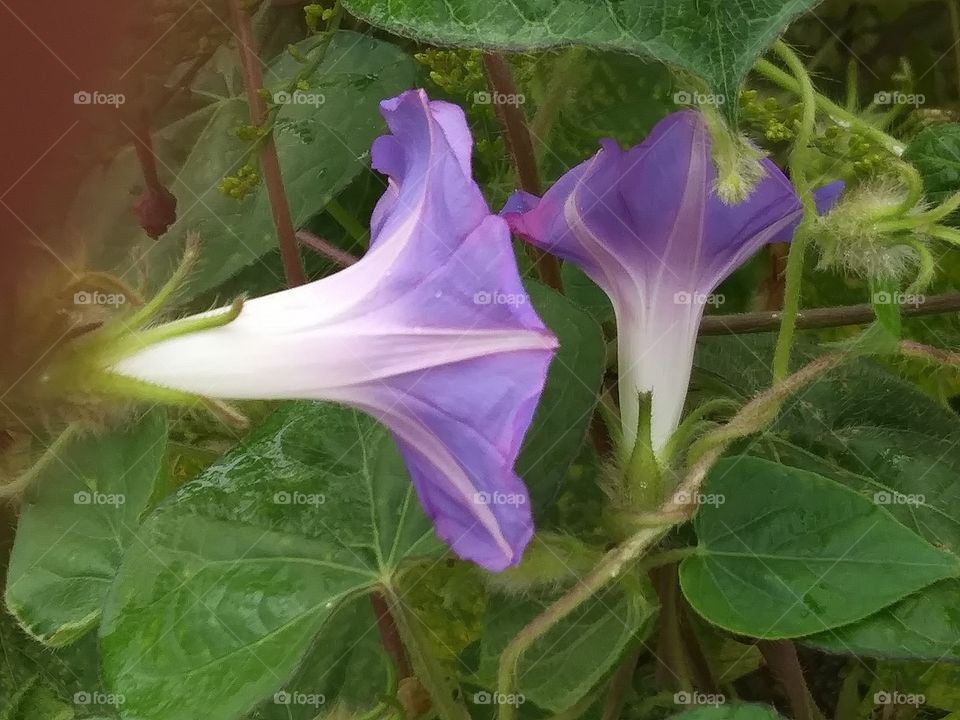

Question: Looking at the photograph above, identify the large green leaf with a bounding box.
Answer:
[776,436,960,660]
[4,411,168,647]
[340,0,821,123]
[670,704,782,720]
[518,283,605,509]
[809,578,960,662]
[100,402,443,720]
[471,581,656,712]
[249,598,393,719]
[694,335,960,659]
[679,457,959,639]
[904,123,960,205]
[79,32,413,302]
[145,31,412,298]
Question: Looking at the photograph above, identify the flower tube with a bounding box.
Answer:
[110,90,558,572]
[503,111,842,455]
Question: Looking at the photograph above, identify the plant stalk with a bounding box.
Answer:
[482,53,564,293]
[229,0,308,288]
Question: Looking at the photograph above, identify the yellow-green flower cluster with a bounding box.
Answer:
[217,163,260,200]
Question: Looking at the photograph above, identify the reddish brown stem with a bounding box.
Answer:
[130,109,178,239]
[900,339,960,368]
[370,591,412,680]
[131,109,164,194]
[764,243,790,310]
[757,640,822,720]
[296,230,359,267]
[482,53,564,293]
[229,0,308,288]
[700,292,960,336]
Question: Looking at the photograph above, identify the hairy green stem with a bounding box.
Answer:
[497,352,850,720]
[496,524,669,720]
[771,41,818,383]
[0,424,82,499]
[106,297,244,366]
[752,59,905,155]
[116,234,200,335]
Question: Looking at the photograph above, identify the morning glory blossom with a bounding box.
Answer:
[503,111,842,456]
[110,90,558,572]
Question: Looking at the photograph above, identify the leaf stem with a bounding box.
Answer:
[771,41,817,384]
[0,424,82,499]
[481,53,564,293]
[756,640,823,720]
[601,649,642,720]
[383,586,466,720]
[325,198,371,246]
[297,230,359,267]
[752,58,905,156]
[229,0,308,288]
[370,592,412,680]
[497,352,852,720]
[949,0,960,101]
[699,292,960,334]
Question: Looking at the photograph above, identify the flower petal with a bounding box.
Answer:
[502,110,815,454]
[111,89,557,572]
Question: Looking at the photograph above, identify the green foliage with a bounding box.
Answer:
[99,402,442,720]
[13,2,960,718]
[693,336,960,660]
[680,457,958,638]
[905,123,960,204]
[4,411,169,647]
[340,0,822,123]
[519,283,605,509]
[471,581,656,712]
[70,31,414,304]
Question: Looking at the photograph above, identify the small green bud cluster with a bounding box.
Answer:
[304,3,335,33]
[740,89,890,179]
[218,163,260,200]
[233,123,266,142]
[414,49,485,97]
[740,89,799,143]
[820,126,889,177]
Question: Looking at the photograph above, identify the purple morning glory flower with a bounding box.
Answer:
[111,90,558,572]
[503,111,842,455]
